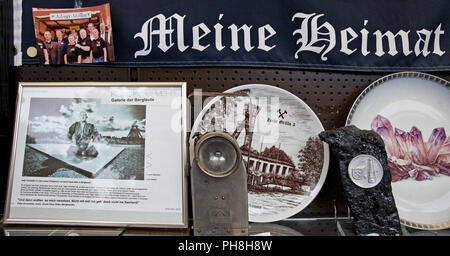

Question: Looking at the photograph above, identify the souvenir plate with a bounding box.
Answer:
[346,72,450,230]
[190,84,329,222]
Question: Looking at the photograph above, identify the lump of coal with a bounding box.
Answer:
[319,125,402,236]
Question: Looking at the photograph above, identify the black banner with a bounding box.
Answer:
[19,0,450,71]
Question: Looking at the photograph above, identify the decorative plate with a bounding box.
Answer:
[346,72,450,230]
[189,84,329,223]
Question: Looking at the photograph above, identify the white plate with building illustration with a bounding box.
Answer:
[346,72,450,230]
[189,84,329,223]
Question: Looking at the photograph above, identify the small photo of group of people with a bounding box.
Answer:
[32,3,114,65]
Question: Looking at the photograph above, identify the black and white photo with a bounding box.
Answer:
[23,98,146,179]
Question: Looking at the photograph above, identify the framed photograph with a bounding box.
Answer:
[2,82,188,228]
[32,3,115,65]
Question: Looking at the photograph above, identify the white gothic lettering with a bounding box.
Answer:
[292,12,446,61]
[134,13,277,58]
[133,12,446,61]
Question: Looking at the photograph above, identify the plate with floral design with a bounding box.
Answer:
[347,72,450,230]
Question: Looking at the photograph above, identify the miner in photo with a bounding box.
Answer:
[43,31,58,65]
[90,28,108,63]
[64,35,78,64]
[76,28,92,63]
[54,29,66,64]
[67,111,100,157]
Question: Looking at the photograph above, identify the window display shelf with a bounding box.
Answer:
[0,0,449,237]
[2,219,449,236]
[1,66,449,236]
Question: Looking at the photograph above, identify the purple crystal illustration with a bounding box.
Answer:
[371,115,450,182]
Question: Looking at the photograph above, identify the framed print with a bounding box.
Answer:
[2,82,188,228]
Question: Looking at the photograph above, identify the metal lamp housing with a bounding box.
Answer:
[190,132,249,236]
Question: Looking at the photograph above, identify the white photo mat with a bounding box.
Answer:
[2,82,188,228]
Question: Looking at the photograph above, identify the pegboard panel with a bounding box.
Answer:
[17,64,130,82]
[137,67,386,217]
[137,67,450,218]
[137,68,387,131]
[11,65,450,219]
